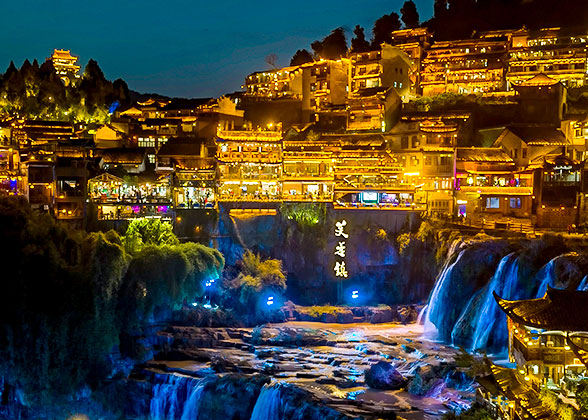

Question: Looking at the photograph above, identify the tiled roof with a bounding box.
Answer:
[494,288,588,331]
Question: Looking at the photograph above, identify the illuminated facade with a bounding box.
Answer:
[48,49,81,86]
[156,137,216,209]
[507,28,588,89]
[215,126,283,201]
[282,137,335,202]
[495,289,588,391]
[421,36,509,96]
[244,66,303,99]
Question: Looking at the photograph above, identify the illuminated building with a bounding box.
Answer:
[24,150,55,213]
[157,137,216,209]
[477,362,554,420]
[0,124,23,196]
[244,66,303,99]
[349,44,414,103]
[282,136,335,202]
[48,49,81,86]
[318,133,421,210]
[455,147,533,219]
[507,28,588,89]
[494,289,588,391]
[346,87,401,132]
[215,125,283,202]
[389,28,433,97]
[421,36,509,96]
[388,112,473,215]
[14,120,74,147]
[302,59,349,125]
[94,124,127,149]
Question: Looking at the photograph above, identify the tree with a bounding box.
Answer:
[290,49,314,66]
[351,25,371,52]
[311,27,348,60]
[372,13,402,48]
[122,218,179,254]
[401,0,420,29]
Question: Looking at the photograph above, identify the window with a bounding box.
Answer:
[411,136,419,148]
[510,198,521,209]
[148,154,155,164]
[486,197,500,208]
[522,148,527,158]
[513,149,518,159]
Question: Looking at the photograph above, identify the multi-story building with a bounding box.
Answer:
[421,36,509,96]
[156,137,216,209]
[508,27,588,89]
[494,288,588,391]
[346,87,401,132]
[215,125,283,201]
[349,44,414,102]
[48,49,81,86]
[301,59,349,123]
[244,66,303,99]
[389,28,433,97]
[282,136,335,202]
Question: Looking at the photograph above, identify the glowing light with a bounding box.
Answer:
[334,241,346,258]
[266,296,274,306]
[334,261,348,278]
[351,290,359,299]
[334,220,349,238]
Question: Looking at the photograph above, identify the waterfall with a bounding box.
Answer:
[578,275,588,291]
[535,259,556,297]
[452,253,519,352]
[416,304,428,325]
[150,374,209,420]
[250,384,281,420]
[423,249,466,338]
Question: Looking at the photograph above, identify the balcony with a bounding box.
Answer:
[459,186,533,195]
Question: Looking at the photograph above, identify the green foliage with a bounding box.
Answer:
[576,379,588,417]
[540,388,577,420]
[122,218,179,254]
[0,196,224,404]
[0,58,129,123]
[222,251,286,321]
[280,203,326,229]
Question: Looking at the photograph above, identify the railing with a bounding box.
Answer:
[459,186,534,195]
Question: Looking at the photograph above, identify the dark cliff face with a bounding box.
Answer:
[215,208,436,305]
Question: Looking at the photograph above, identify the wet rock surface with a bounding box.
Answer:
[146,321,474,419]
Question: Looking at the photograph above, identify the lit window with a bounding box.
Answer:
[486,197,500,209]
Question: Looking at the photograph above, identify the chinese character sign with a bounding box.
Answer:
[334,220,349,278]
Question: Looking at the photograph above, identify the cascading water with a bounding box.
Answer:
[250,384,281,420]
[451,253,520,352]
[422,250,466,338]
[535,259,556,297]
[150,374,209,420]
[578,275,588,291]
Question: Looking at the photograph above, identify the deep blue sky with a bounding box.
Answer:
[2,1,433,98]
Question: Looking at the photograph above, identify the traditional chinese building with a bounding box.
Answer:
[215,125,283,202]
[48,49,81,86]
[282,135,335,202]
[421,36,509,96]
[156,137,216,209]
[507,28,588,89]
[494,289,588,391]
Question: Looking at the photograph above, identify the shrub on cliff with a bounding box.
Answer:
[122,218,179,254]
[222,251,286,323]
[0,196,224,404]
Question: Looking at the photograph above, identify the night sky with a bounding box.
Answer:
[2,1,433,98]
